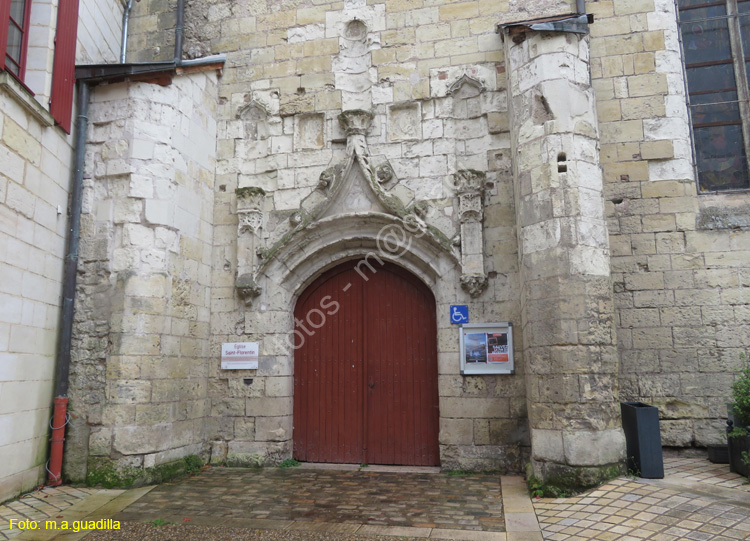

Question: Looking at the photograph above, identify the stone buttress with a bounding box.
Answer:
[503,24,626,486]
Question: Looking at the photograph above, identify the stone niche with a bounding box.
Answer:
[387,103,421,142]
[294,113,325,150]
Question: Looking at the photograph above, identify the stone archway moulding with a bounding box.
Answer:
[234,108,490,306]
[258,211,461,312]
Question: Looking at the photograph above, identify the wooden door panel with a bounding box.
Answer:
[293,265,364,463]
[293,260,439,466]
[364,265,440,466]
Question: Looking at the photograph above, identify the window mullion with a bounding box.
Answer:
[727,0,750,171]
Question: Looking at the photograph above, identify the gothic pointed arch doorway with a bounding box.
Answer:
[293,259,440,466]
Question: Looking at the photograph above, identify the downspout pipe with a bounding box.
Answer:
[120,0,134,63]
[174,0,185,65]
[48,81,89,486]
[576,0,585,15]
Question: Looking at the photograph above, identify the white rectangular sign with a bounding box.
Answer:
[221,342,259,370]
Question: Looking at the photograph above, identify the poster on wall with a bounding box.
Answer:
[459,323,514,375]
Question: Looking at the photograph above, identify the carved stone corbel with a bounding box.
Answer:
[235,187,265,306]
[454,170,488,297]
[460,274,489,298]
[236,273,262,305]
[339,109,373,160]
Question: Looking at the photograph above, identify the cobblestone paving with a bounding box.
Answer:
[117,467,505,532]
[664,456,750,493]
[0,486,99,539]
[534,457,750,540]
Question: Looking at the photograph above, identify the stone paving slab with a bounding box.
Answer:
[14,488,154,541]
[0,487,99,540]
[115,467,506,532]
[9,456,750,540]
[664,456,750,494]
[534,457,750,540]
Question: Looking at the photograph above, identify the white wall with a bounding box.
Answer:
[0,0,122,503]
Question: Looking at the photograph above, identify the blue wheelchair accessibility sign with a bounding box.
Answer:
[450,305,469,324]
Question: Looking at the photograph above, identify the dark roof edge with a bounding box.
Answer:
[75,54,226,84]
[496,13,594,34]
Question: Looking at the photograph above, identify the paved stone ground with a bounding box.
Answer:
[5,456,749,540]
[534,457,750,540]
[663,456,750,493]
[0,486,98,540]
[0,467,539,540]
[116,466,505,532]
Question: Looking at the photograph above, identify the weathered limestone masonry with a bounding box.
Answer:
[61,0,750,486]
[0,0,122,502]
[590,0,750,448]
[203,0,529,471]
[66,72,219,483]
[504,26,625,485]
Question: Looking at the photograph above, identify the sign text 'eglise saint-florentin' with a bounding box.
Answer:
[221,342,259,370]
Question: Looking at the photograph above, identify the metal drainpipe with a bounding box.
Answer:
[576,0,585,14]
[120,0,134,63]
[48,81,89,486]
[174,0,185,65]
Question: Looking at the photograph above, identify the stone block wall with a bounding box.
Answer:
[59,0,750,481]
[195,0,531,471]
[590,0,750,448]
[0,0,123,503]
[505,28,625,485]
[125,0,177,63]
[66,71,219,481]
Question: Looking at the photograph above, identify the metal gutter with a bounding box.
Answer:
[48,0,221,483]
[175,0,185,65]
[120,0,134,63]
[74,55,226,85]
[497,13,594,35]
[48,81,89,486]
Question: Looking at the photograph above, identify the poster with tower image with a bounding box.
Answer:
[459,323,514,375]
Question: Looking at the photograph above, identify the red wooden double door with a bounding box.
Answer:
[293,260,440,466]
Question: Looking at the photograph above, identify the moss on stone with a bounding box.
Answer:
[235,186,266,198]
[426,224,453,250]
[463,169,486,178]
[85,455,204,489]
[526,462,625,498]
[337,109,373,123]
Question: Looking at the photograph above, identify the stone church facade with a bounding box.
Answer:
[2,0,749,499]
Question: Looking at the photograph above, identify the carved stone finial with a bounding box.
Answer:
[376,164,394,184]
[454,170,486,224]
[461,273,488,298]
[237,101,270,141]
[454,170,488,296]
[236,273,261,307]
[238,209,263,235]
[236,187,265,236]
[318,168,335,190]
[236,186,266,210]
[413,201,429,219]
[454,169,486,193]
[338,109,373,136]
[447,74,486,97]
